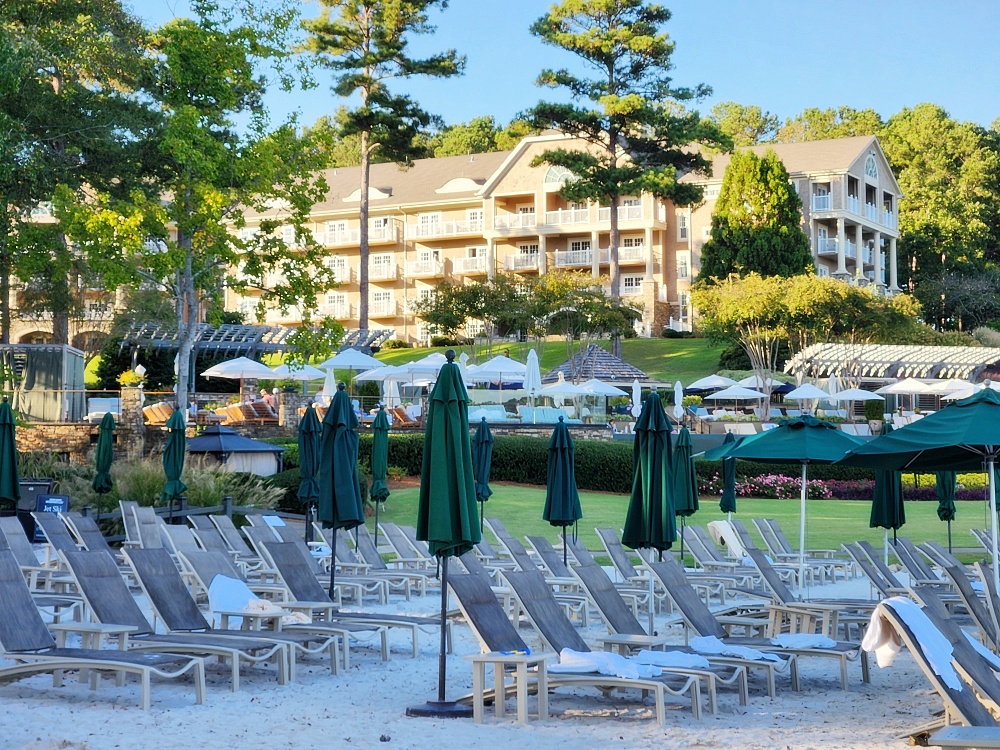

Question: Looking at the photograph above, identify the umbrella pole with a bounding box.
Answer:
[679,516,686,565]
[480,501,484,533]
[437,555,448,702]
[990,456,1000,595]
[373,503,379,548]
[563,526,568,568]
[883,529,889,567]
[799,462,807,595]
[948,519,953,554]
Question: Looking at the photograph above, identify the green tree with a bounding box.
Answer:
[709,102,778,146]
[525,0,725,356]
[303,0,464,329]
[429,116,539,157]
[776,106,884,142]
[698,149,813,280]
[57,0,336,411]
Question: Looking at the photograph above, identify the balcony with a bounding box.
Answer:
[847,195,860,214]
[405,219,484,240]
[320,224,398,246]
[453,256,488,275]
[845,240,858,260]
[493,213,537,231]
[504,253,539,272]
[883,211,895,229]
[816,238,838,256]
[615,245,646,264]
[369,299,399,318]
[317,302,353,320]
[812,195,831,211]
[602,284,643,297]
[404,297,431,314]
[597,205,643,222]
[404,259,444,278]
[862,246,874,266]
[555,248,594,267]
[369,263,397,281]
[543,208,589,226]
[263,306,303,325]
[865,203,879,221]
[330,266,352,284]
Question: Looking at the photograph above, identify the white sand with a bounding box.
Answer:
[1,574,942,750]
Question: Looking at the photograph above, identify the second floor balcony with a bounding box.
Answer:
[493,213,537,231]
[405,219,484,240]
[369,262,398,281]
[453,256,488,275]
[816,238,857,260]
[318,223,398,247]
[404,259,445,279]
[369,299,399,318]
[555,248,595,267]
[504,253,539,272]
[543,208,590,227]
[865,203,879,221]
[883,211,895,229]
[317,302,353,320]
[847,195,860,214]
[597,204,644,222]
[812,194,832,211]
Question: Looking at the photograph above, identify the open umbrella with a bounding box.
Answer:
[719,431,738,517]
[869,423,905,563]
[936,471,957,553]
[472,417,493,532]
[707,416,865,587]
[92,412,115,521]
[840,389,1000,591]
[687,374,738,391]
[271,363,326,380]
[543,416,583,566]
[202,356,276,400]
[297,404,322,536]
[161,410,188,522]
[672,427,698,562]
[318,348,382,371]
[702,385,767,401]
[0,401,20,513]
[622,391,675,556]
[409,350,479,719]
[466,355,526,383]
[370,407,390,548]
[318,384,365,600]
[524,349,542,423]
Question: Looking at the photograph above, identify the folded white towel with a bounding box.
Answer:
[548,648,661,679]
[862,605,901,667]
[770,634,837,649]
[632,649,710,670]
[690,635,783,663]
[865,598,962,691]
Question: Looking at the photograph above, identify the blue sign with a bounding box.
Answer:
[33,495,70,543]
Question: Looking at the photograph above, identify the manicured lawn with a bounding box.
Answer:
[371,483,987,562]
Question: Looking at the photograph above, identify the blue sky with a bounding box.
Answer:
[142,0,1000,130]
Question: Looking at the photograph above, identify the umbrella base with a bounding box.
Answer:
[406,701,473,719]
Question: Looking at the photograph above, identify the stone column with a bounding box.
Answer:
[118,387,145,459]
[889,237,900,291]
[836,217,847,276]
[644,226,654,280]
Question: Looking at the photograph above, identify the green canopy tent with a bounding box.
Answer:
[370,407,391,547]
[0,401,20,514]
[706,416,865,587]
[622,391,675,557]
[870,423,905,563]
[719,431,738,517]
[672,427,699,563]
[92,412,115,522]
[409,351,479,719]
[318,384,365,600]
[542,416,583,567]
[936,471,957,553]
[471,417,494,533]
[841,389,1000,592]
[161,411,188,522]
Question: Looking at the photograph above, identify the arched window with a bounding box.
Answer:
[543,165,576,184]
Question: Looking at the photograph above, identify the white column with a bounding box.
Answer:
[486,238,495,279]
[836,217,847,275]
[873,231,882,289]
[590,229,600,279]
[644,227,654,280]
[538,236,547,275]
[855,224,863,273]
[889,237,900,291]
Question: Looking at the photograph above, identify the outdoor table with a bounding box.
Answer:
[465,651,553,725]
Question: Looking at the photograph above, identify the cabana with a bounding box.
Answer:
[186,425,285,476]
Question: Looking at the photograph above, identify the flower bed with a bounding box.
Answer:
[700,472,832,500]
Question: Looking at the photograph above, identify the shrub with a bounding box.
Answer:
[682,395,702,407]
[430,335,460,347]
[265,465,368,513]
[382,339,411,350]
[864,399,885,422]
[661,328,692,339]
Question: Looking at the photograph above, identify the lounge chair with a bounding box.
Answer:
[119,500,142,548]
[502,569,748,719]
[752,518,853,582]
[594,527,652,587]
[354,524,436,595]
[647,558,868,691]
[379,522,436,571]
[0,550,205,710]
[131,506,165,549]
[321,526,433,599]
[0,516,73,593]
[842,543,904,599]
[60,512,118,557]
[61,548,290,691]
[178,549,288,602]
[160,523,202,558]
[894,536,949,586]
[938,564,997,650]
[31,511,82,566]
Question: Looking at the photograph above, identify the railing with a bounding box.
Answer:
[554,249,593,267]
[369,299,398,318]
[453,256,488,274]
[604,284,643,297]
[369,263,397,281]
[504,253,539,271]
[862,247,874,265]
[616,245,646,263]
[597,205,643,222]
[404,298,429,314]
[816,238,838,255]
[493,213,537,230]
[812,195,831,211]
[543,208,589,226]
[329,265,352,283]
[405,219,484,239]
[317,302,353,320]
[883,211,895,229]
[845,241,857,259]
[18,308,114,322]
[404,260,444,277]
[865,203,879,221]
[847,195,860,214]
[318,224,398,246]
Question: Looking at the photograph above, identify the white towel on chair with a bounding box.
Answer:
[690,635,783,663]
[770,633,836,649]
[548,649,661,679]
[632,649,710,670]
[862,604,901,667]
[863,598,961,691]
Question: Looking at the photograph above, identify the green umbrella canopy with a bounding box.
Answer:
[542,417,582,527]
[318,388,364,530]
[672,427,699,517]
[92,412,115,496]
[719,431,738,514]
[370,408,390,505]
[161,410,188,504]
[416,359,480,557]
[0,401,19,508]
[870,423,905,532]
[297,404,322,501]
[936,471,957,522]
[472,417,494,504]
[622,391,675,552]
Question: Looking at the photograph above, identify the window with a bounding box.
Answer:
[677,214,688,241]
[372,290,392,304]
[467,246,486,258]
[704,185,721,199]
[518,243,539,254]
[237,227,258,242]
[325,220,347,239]
[517,204,535,215]
[677,256,689,279]
[702,226,711,239]
[544,165,576,184]
[370,216,389,229]
[568,201,586,211]
[467,209,484,226]
[325,292,346,306]
[569,239,591,253]
[865,154,879,180]
[817,265,830,277]
[622,197,641,207]
[418,212,441,227]
[372,252,393,268]
[621,236,644,248]
[418,249,440,263]
[418,288,434,302]
[281,226,296,245]
[678,292,690,322]
[621,274,643,292]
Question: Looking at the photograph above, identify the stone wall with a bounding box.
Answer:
[16,423,97,464]
[485,423,614,442]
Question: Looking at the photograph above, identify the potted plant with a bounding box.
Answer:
[117,369,145,388]
[864,399,884,433]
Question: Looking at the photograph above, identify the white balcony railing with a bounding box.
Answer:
[330,266,352,284]
[816,238,838,255]
[319,224,397,246]
[845,240,858,260]
[812,194,831,211]
[847,195,860,214]
[369,299,398,318]
[603,284,643,297]
[317,302,353,320]
[544,208,589,226]
[405,219,484,240]
[505,253,539,271]
[597,205,643,222]
[493,213,537,230]
[554,249,593,267]
[369,263,397,281]
[883,211,895,229]
[453,256,488,275]
[404,260,444,278]
[862,246,874,265]
[865,203,879,221]
[616,245,646,263]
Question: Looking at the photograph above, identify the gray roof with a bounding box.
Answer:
[785,343,1000,380]
[543,345,648,384]
[187,425,286,455]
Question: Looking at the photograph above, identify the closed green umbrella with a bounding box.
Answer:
[92,412,115,521]
[672,427,699,562]
[870,422,905,561]
[622,391,675,555]
[936,471,957,553]
[472,417,493,533]
[161,411,187,522]
[719,431,738,516]
[319,383,365,600]
[370,406,391,547]
[410,351,478,719]
[543,416,583,567]
[0,401,20,513]
[297,404,322,503]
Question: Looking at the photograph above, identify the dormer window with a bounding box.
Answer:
[865,154,878,180]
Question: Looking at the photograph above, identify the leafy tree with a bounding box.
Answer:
[525,0,725,356]
[776,106,884,143]
[698,149,813,280]
[57,0,336,411]
[429,116,539,157]
[303,0,464,329]
[709,102,778,146]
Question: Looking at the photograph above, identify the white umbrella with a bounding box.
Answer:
[874,377,933,395]
[687,374,738,391]
[270,363,326,380]
[829,388,884,402]
[702,385,767,401]
[321,367,337,397]
[397,352,448,376]
[317,349,382,371]
[927,378,974,394]
[384,379,401,408]
[737,375,784,389]
[631,379,642,417]
[202,356,276,379]
[784,383,831,401]
[354,365,407,382]
[673,380,685,421]
[538,380,593,397]
[580,378,628,397]
[466,355,526,382]
[524,349,542,398]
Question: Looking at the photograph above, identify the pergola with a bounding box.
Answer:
[119,323,296,361]
[785,343,1000,381]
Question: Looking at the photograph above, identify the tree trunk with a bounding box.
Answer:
[358,130,370,331]
[174,234,197,416]
[0,242,9,345]
[609,193,622,358]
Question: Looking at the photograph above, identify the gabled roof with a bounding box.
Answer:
[785,343,1000,380]
[543,344,648,383]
